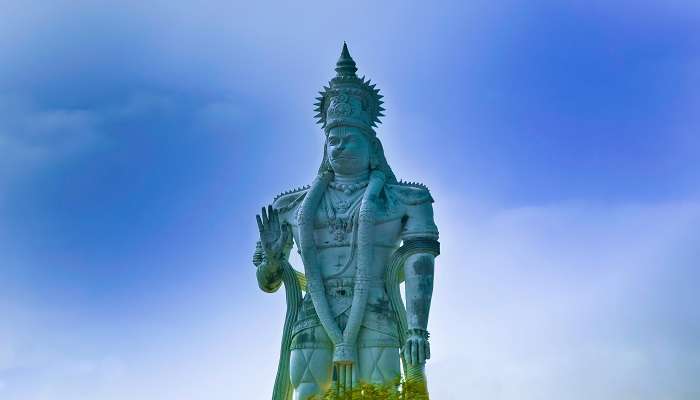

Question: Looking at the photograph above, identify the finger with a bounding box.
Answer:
[273,208,281,232]
[426,340,431,360]
[256,214,264,233]
[267,205,274,228]
[335,365,340,395]
[403,341,411,364]
[338,364,346,392]
[281,223,290,242]
[275,209,281,225]
[261,206,269,227]
[338,364,344,391]
[418,340,425,365]
[278,226,289,249]
[411,340,418,366]
[346,364,352,392]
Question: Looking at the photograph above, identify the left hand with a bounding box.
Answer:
[255,205,289,264]
[403,331,430,365]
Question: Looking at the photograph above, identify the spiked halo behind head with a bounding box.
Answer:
[313,42,385,135]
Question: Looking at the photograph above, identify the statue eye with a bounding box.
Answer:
[329,138,339,145]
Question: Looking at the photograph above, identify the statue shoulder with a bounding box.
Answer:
[272,185,311,214]
[385,180,434,206]
[387,180,439,240]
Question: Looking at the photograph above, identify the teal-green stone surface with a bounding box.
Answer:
[254,43,440,400]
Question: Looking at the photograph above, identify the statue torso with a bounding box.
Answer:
[273,180,438,340]
[300,186,403,280]
[274,181,437,275]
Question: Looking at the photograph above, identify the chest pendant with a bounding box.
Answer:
[329,204,353,241]
[326,192,362,242]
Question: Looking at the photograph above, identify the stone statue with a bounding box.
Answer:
[253,43,440,400]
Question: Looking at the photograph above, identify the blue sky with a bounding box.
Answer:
[1,1,699,399]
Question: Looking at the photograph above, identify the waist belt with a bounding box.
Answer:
[324,277,384,297]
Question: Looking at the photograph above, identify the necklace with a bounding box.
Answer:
[324,189,363,242]
[328,180,369,195]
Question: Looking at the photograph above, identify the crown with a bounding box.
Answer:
[313,42,385,135]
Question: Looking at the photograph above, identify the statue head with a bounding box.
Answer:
[326,125,374,175]
[315,43,396,182]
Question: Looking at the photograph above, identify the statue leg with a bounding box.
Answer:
[289,325,333,400]
[356,328,401,387]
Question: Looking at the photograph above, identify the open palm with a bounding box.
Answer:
[256,204,289,263]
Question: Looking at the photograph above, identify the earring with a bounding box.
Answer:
[369,141,380,170]
[370,154,379,170]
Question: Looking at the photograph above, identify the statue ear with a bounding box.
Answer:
[318,140,334,174]
[369,138,380,170]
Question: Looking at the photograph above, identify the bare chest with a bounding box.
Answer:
[287,188,405,278]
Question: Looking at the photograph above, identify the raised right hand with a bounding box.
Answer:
[255,204,289,264]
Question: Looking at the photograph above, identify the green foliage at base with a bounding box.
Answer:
[310,379,429,400]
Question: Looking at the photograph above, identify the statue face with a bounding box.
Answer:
[326,126,371,176]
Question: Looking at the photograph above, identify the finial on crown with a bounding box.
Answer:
[335,42,358,78]
[313,43,385,135]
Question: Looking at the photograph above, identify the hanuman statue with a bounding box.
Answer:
[253,43,440,400]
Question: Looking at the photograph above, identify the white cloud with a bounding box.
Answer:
[1,199,698,399]
[0,95,101,189]
[427,199,700,399]
[0,91,244,201]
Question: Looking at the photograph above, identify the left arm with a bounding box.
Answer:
[400,196,439,366]
[404,252,435,365]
